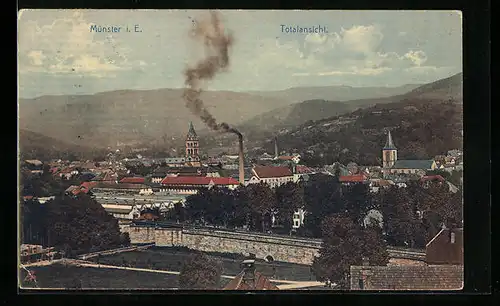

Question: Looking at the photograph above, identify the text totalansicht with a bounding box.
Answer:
[280,25,328,34]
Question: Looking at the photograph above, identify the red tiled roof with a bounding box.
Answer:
[49,167,59,174]
[296,165,313,174]
[80,181,98,193]
[420,175,445,182]
[339,174,367,183]
[161,176,239,186]
[223,272,279,290]
[278,156,294,160]
[119,177,146,184]
[253,166,293,179]
[23,196,34,201]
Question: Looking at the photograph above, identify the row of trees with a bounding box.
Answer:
[181,174,462,248]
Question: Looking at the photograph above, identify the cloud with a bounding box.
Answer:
[340,25,384,53]
[291,24,441,77]
[18,11,142,77]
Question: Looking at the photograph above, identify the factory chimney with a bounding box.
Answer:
[238,134,245,185]
[274,136,279,159]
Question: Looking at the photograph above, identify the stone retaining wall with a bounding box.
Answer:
[121,225,425,265]
[121,225,319,265]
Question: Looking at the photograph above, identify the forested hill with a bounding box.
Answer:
[239,73,462,134]
[19,129,107,161]
[260,97,463,166]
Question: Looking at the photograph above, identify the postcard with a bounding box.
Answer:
[18,9,463,291]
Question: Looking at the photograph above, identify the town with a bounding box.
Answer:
[20,121,464,290]
[18,10,464,291]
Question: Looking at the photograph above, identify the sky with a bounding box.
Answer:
[18,10,462,98]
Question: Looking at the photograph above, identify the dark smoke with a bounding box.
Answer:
[183,11,241,137]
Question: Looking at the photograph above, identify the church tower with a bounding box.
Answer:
[185,122,201,166]
[382,130,397,168]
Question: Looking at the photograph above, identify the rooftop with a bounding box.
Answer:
[383,131,397,150]
[223,271,279,290]
[339,174,368,183]
[252,166,293,179]
[119,177,146,184]
[161,176,240,186]
[393,160,435,170]
[350,265,463,290]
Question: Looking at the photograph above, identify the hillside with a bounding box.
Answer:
[19,129,106,161]
[247,84,420,103]
[240,100,353,131]
[201,73,463,160]
[18,89,293,149]
[255,96,463,166]
[239,73,463,133]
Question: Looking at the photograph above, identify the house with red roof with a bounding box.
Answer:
[160,176,240,195]
[119,177,146,184]
[248,166,294,188]
[339,174,369,185]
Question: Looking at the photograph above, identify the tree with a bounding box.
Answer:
[241,183,276,232]
[301,174,342,238]
[40,194,128,256]
[185,188,211,225]
[341,183,374,225]
[275,182,304,233]
[312,214,388,289]
[178,252,223,289]
[378,185,421,248]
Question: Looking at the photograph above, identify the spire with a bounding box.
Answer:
[384,130,396,150]
[187,122,197,139]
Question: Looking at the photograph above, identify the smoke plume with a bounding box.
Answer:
[183,11,241,137]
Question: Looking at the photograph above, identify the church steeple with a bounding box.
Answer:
[187,121,198,140]
[384,130,397,150]
[185,122,200,165]
[382,130,397,169]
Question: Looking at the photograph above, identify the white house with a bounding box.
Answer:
[247,166,294,188]
[102,204,140,220]
[292,209,306,229]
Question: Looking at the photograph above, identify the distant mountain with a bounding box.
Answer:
[247,73,463,166]
[247,84,420,103]
[18,89,293,149]
[240,73,463,133]
[19,129,105,161]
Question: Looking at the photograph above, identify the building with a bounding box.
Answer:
[382,131,437,176]
[339,174,369,185]
[425,227,463,265]
[292,209,306,229]
[349,264,463,290]
[160,176,240,195]
[247,166,294,188]
[223,259,279,290]
[119,177,146,184]
[185,122,201,167]
[20,244,58,263]
[103,205,141,220]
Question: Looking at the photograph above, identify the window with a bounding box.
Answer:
[450,232,456,244]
